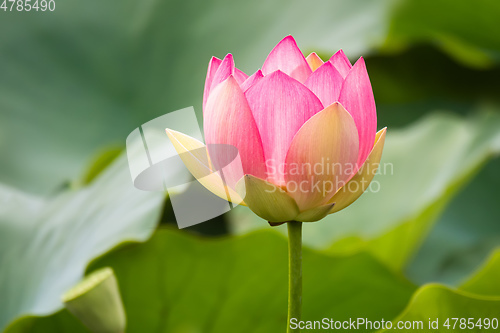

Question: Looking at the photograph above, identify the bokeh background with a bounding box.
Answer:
[1,0,500,332]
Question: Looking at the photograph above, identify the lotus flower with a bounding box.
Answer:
[167,36,386,223]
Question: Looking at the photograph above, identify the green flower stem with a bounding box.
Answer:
[287,221,303,333]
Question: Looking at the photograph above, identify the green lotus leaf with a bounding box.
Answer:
[0,155,164,331]
[380,284,500,332]
[5,228,416,333]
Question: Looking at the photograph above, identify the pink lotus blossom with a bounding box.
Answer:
[167,36,386,223]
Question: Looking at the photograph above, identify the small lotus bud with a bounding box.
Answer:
[62,267,126,333]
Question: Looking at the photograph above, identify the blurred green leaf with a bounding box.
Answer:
[406,157,500,285]
[0,0,392,195]
[0,154,164,331]
[3,0,500,194]
[2,313,87,333]
[321,46,500,110]
[384,0,500,68]
[5,228,416,333]
[229,112,500,272]
[365,46,500,127]
[460,248,500,297]
[380,285,500,332]
[79,147,123,186]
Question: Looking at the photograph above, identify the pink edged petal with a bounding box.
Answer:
[240,69,263,92]
[304,61,344,107]
[328,127,386,213]
[203,56,222,109]
[284,102,359,211]
[338,57,377,168]
[204,75,267,189]
[245,70,324,185]
[204,54,248,109]
[329,49,352,78]
[203,54,235,111]
[262,36,312,83]
[234,67,249,85]
[306,52,324,72]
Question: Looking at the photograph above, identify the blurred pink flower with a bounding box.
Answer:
[167,36,386,223]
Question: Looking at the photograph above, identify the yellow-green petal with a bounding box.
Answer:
[166,129,244,204]
[329,127,387,213]
[236,175,299,222]
[295,203,335,222]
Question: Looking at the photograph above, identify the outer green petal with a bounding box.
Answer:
[295,203,335,222]
[236,175,299,222]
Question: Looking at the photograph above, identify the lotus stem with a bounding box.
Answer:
[287,221,303,333]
